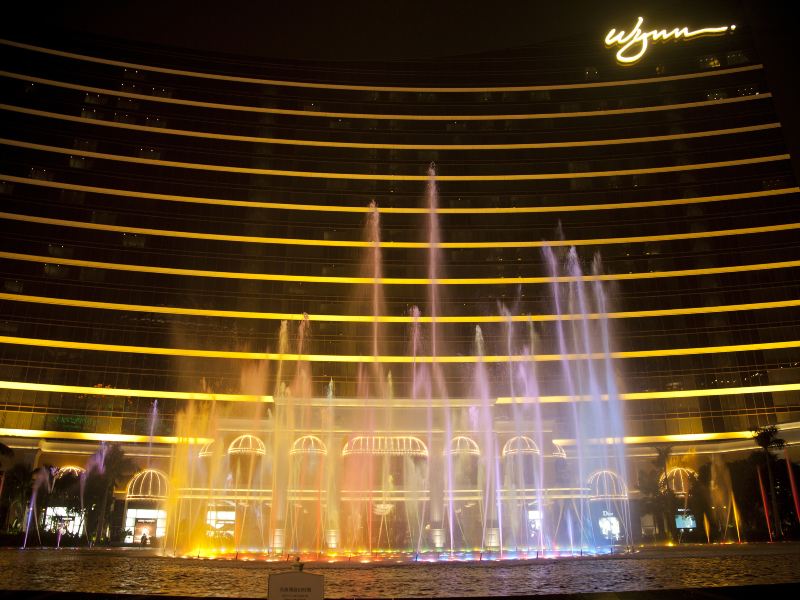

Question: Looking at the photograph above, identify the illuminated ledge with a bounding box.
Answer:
[4,174,796,215]
[0,103,781,151]
[0,137,788,181]
[0,39,763,92]
[4,292,800,323]
[2,335,800,362]
[0,427,211,445]
[1,381,796,407]
[554,431,753,446]
[4,251,800,285]
[0,381,272,403]
[0,70,773,122]
[497,382,800,403]
[0,428,758,447]
[5,209,800,250]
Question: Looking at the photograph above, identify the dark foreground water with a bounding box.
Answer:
[1,544,799,598]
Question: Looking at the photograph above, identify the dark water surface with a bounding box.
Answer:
[1,545,799,598]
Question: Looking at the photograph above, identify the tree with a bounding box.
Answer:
[649,444,674,540]
[84,444,137,544]
[0,442,13,510]
[2,463,32,532]
[752,425,785,539]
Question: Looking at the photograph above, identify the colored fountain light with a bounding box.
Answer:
[140,169,631,561]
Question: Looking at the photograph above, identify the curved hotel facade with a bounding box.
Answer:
[0,21,798,552]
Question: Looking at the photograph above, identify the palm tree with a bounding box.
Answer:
[2,463,32,532]
[752,425,785,539]
[651,445,674,541]
[0,442,13,506]
[87,444,137,544]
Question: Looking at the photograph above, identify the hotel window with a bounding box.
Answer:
[81,107,103,120]
[705,89,728,101]
[117,97,140,110]
[43,264,68,279]
[583,67,599,81]
[29,167,53,181]
[113,112,135,124]
[736,85,758,96]
[150,86,173,98]
[138,147,161,159]
[698,55,721,69]
[69,155,92,169]
[4,279,23,293]
[144,115,166,127]
[726,50,749,65]
[122,233,146,248]
[83,93,108,106]
[48,244,73,258]
[61,190,85,204]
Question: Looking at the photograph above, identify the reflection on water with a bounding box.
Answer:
[1,545,799,598]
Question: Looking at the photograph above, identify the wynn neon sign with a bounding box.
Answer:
[605,17,735,64]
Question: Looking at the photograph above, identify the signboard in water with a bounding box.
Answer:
[268,571,324,600]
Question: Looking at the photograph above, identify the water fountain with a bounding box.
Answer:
[158,167,631,561]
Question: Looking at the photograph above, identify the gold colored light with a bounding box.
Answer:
[3,173,794,215]
[554,431,753,446]
[0,103,779,150]
[498,382,800,403]
[0,38,760,92]
[0,137,787,181]
[2,380,796,408]
[0,70,770,121]
[4,210,798,250]
[3,291,799,323]
[2,335,800,362]
[606,17,735,64]
[3,250,800,285]
[0,427,212,444]
[0,380,272,402]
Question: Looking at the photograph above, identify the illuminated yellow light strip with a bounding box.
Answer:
[4,174,797,215]
[3,292,799,323]
[0,426,212,444]
[498,383,800,404]
[0,380,271,402]
[0,70,772,122]
[2,380,796,407]
[0,39,763,92]
[1,335,799,362]
[4,209,800,250]
[0,103,781,150]
[554,431,754,446]
[4,251,800,285]
[0,137,788,181]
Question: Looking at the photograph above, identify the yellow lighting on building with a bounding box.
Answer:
[2,291,800,323]
[0,38,759,92]
[4,251,800,285]
[0,380,272,402]
[2,335,800,362]
[3,209,798,250]
[0,69,770,121]
[0,137,787,181]
[2,173,794,215]
[555,431,753,446]
[0,103,779,150]
[0,427,211,444]
[497,382,800,404]
[606,17,735,64]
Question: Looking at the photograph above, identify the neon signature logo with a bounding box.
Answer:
[605,17,735,64]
